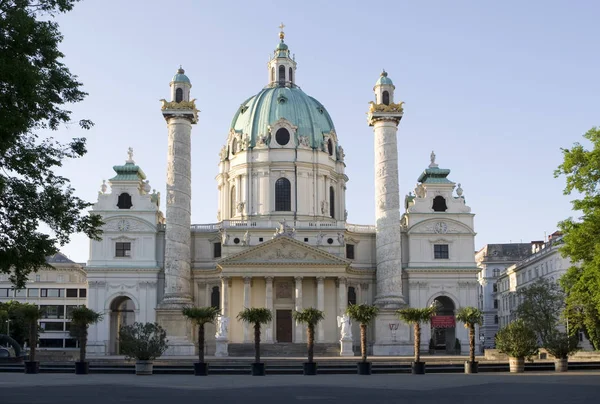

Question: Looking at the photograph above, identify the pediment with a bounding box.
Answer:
[407,218,474,235]
[103,216,156,233]
[217,236,350,267]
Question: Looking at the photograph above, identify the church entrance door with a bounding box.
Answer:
[276,310,292,343]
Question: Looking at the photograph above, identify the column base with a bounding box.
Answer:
[156,307,194,356]
[215,338,229,357]
[163,337,196,356]
[372,309,412,356]
[340,338,354,356]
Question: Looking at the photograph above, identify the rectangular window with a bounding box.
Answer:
[346,244,355,260]
[493,284,498,292]
[57,275,64,283]
[66,289,78,298]
[494,315,499,324]
[66,305,80,319]
[40,305,65,319]
[41,322,65,332]
[64,338,77,348]
[28,289,39,297]
[39,338,64,348]
[115,242,132,257]
[14,289,26,297]
[213,242,222,258]
[0,288,10,297]
[79,289,87,298]
[434,244,449,259]
[493,299,498,309]
[35,274,41,282]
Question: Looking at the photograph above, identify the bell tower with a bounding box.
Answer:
[267,23,297,87]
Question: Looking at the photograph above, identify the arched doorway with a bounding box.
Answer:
[431,296,456,354]
[109,296,135,355]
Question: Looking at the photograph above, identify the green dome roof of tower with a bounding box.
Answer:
[230,86,335,148]
[375,70,394,86]
[277,41,288,51]
[172,67,190,83]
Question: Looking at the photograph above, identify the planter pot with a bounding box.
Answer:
[509,357,525,373]
[554,358,568,372]
[194,362,209,376]
[464,361,478,374]
[24,361,39,374]
[75,361,89,375]
[251,362,265,376]
[135,360,153,375]
[411,361,426,375]
[303,362,317,376]
[357,362,371,375]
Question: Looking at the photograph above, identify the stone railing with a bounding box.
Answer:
[190,220,375,233]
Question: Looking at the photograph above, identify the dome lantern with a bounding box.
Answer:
[267,23,297,87]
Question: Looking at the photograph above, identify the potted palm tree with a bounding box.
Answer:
[455,306,483,373]
[118,322,168,375]
[70,306,103,375]
[292,307,325,375]
[397,306,437,375]
[544,330,579,372]
[20,304,42,374]
[182,306,220,376]
[346,304,379,375]
[495,319,538,373]
[237,307,272,376]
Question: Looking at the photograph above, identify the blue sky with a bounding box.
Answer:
[49,0,599,262]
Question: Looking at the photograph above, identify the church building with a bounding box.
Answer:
[85,28,480,356]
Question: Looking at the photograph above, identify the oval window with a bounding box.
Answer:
[276,128,290,146]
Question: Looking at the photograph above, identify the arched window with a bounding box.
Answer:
[432,195,447,212]
[117,193,132,209]
[231,139,237,155]
[289,67,293,83]
[382,90,390,105]
[278,65,285,85]
[327,139,334,156]
[348,287,357,305]
[211,286,220,309]
[230,186,237,217]
[271,67,275,83]
[275,178,291,211]
[329,186,335,218]
[175,88,183,103]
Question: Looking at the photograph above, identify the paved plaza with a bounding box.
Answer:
[1,372,599,403]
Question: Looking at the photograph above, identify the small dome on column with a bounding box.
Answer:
[170,66,192,103]
[373,70,395,105]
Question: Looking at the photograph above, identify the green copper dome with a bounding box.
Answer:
[172,67,190,84]
[230,86,335,148]
[375,70,394,87]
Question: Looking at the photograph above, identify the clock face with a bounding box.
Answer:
[434,222,448,234]
[117,219,130,232]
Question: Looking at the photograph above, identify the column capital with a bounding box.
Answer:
[360,283,370,291]
[294,276,304,283]
[265,276,274,283]
[220,275,230,281]
[316,276,325,282]
[336,276,347,286]
[243,276,252,284]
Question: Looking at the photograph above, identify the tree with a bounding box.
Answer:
[554,127,600,349]
[118,322,168,361]
[397,307,437,364]
[19,303,42,362]
[0,301,27,346]
[455,307,483,364]
[544,330,580,360]
[346,304,379,363]
[69,306,102,363]
[0,0,102,289]
[292,308,325,364]
[515,278,565,345]
[182,306,220,364]
[236,308,272,364]
[495,319,539,360]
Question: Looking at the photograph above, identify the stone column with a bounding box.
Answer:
[220,276,229,316]
[316,277,325,342]
[215,276,230,357]
[243,277,252,342]
[337,277,348,315]
[265,276,274,343]
[294,276,303,343]
[368,107,405,308]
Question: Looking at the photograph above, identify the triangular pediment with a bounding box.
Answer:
[217,236,350,267]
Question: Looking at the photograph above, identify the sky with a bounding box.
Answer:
[47,0,600,263]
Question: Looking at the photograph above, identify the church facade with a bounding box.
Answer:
[86,29,480,356]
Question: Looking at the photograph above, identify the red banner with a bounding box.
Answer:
[431,316,455,328]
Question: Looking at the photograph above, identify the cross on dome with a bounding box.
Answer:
[279,22,285,40]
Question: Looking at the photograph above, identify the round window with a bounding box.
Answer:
[276,128,290,146]
[327,238,334,245]
[234,238,240,244]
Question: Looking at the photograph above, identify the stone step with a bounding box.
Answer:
[228,343,339,357]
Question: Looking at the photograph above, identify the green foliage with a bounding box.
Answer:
[0,301,28,346]
[455,307,483,328]
[396,307,436,325]
[18,303,42,361]
[515,278,565,344]
[543,331,580,359]
[346,304,379,325]
[495,319,539,360]
[237,307,273,326]
[69,306,102,338]
[554,127,600,349]
[118,322,168,361]
[182,306,220,326]
[292,308,325,326]
[0,0,103,288]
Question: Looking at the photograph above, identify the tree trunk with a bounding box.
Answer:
[79,326,87,362]
[198,323,205,364]
[414,323,421,363]
[307,324,314,363]
[360,323,367,363]
[29,321,36,362]
[469,324,475,363]
[254,323,261,363]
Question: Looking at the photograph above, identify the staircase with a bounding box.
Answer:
[228,343,340,357]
